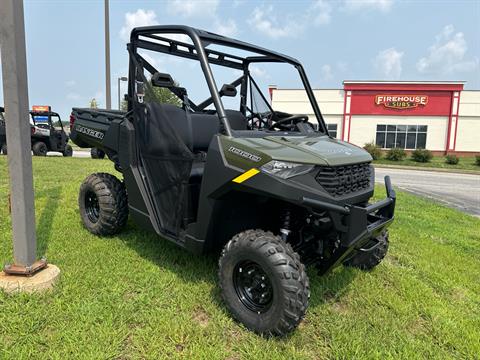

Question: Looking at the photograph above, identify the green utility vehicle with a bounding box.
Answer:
[70,26,396,336]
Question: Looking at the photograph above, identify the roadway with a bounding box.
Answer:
[375,167,480,216]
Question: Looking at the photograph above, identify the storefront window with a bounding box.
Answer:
[376,124,427,149]
[327,124,337,138]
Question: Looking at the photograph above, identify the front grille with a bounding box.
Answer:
[315,162,372,197]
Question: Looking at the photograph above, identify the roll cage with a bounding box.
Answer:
[30,111,66,131]
[127,25,328,136]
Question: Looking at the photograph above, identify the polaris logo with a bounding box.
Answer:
[325,148,353,155]
[228,146,261,162]
[75,125,105,140]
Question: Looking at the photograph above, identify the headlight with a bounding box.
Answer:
[260,160,314,179]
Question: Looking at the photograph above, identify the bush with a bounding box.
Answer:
[445,154,460,165]
[363,142,382,160]
[386,148,407,161]
[476,155,480,166]
[411,149,433,163]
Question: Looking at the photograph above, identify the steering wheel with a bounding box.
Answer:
[268,114,309,131]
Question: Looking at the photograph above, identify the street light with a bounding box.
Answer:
[105,0,111,110]
[118,77,128,110]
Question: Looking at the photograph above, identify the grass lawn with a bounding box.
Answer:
[0,157,479,359]
[373,155,480,172]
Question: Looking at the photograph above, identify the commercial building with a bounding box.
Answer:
[270,81,480,155]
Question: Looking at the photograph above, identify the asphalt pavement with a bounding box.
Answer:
[375,167,480,216]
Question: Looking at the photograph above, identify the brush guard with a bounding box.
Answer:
[302,176,396,274]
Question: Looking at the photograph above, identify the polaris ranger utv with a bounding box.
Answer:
[70,26,396,336]
[29,106,72,156]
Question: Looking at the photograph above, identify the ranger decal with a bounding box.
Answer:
[75,124,105,140]
[228,146,261,162]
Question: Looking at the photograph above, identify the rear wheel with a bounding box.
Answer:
[91,147,105,159]
[219,230,310,336]
[343,231,389,270]
[32,141,48,156]
[63,144,73,157]
[78,173,128,235]
[1,144,6,155]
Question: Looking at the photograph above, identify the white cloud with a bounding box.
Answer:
[320,64,333,81]
[167,0,219,18]
[214,19,238,37]
[312,0,332,25]
[119,9,157,41]
[65,80,76,87]
[250,65,268,78]
[343,0,393,12]
[416,25,479,74]
[374,47,404,79]
[248,5,303,39]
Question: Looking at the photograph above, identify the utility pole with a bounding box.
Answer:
[0,0,59,292]
[104,0,111,109]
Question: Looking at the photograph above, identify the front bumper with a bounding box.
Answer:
[301,176,396,274]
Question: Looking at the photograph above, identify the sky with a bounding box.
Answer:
[0,0,479,119]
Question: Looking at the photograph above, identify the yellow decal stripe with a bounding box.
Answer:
[232,168,260,184]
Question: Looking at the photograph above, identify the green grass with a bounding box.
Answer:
[373,155,480,172]
[0,157,479,359]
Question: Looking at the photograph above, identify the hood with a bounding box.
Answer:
[229,135,372,167]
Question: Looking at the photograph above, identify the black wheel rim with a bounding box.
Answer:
[85,190,100,223]
[233,260,273,313]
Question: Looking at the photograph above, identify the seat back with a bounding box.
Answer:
[225,110,248,130]
[146,102,221,153]
[190,113,220,152]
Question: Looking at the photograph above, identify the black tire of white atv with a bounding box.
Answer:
[219,230,310,336]
[1,144,6,155]
[343,231,389,270]
[91,148,105,159]
[78,173,128,236]
[63,144,73,157]
[32,142,48,156]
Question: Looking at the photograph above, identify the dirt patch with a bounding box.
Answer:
[192,307,210,328]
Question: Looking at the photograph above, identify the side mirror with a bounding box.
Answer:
[220,84,237,97]
[152,72,175,88]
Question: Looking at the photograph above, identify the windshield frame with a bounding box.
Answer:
[129,25,328,137]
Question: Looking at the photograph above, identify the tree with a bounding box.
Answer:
[145,81,182,107]
[89,98,99,109]
[120,99,128,111]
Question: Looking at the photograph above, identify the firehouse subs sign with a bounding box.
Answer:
[375,95,429,109]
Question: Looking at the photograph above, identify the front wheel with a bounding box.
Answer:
[78,173,128,235]
[343,231,389,270]
[63,144,73,157]
[32,141,48,156]
[219,230,310,336]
